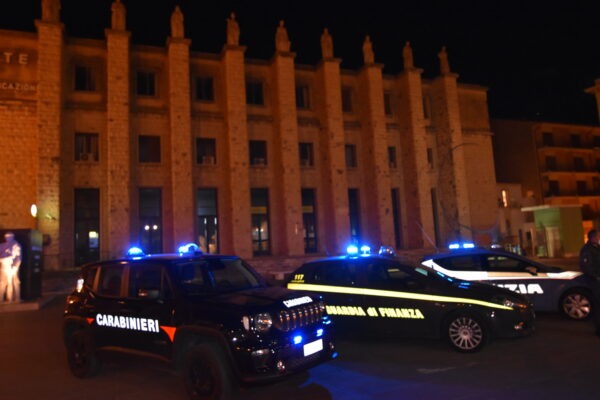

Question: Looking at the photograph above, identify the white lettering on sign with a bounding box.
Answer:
[496,283,544,295]
[95,313,160,333]
[1,52,29,65]
[0,81,37,92]
[283,296,313,308]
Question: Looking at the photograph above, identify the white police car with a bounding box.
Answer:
[421,245,594,320]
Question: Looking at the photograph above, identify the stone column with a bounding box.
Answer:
[105,0,132,258]
[270,21,304,256]
[167,6,195,249]
[220,14,253,258]
[431,47,472,243]
[396,42,435,248]
[357,36,394,249]
[35,0,63,270]
[315,29,350,254]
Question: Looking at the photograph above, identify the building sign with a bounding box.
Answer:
[0,48,37,98]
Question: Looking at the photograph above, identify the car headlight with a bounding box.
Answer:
[497,297,529,310]
[242,313,273,332]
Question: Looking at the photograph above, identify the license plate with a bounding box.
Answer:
[303,339,323,357]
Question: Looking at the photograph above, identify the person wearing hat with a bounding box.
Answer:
[580,229,600,336]
[0,232,22,302]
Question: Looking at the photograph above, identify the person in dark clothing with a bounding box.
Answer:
[579,229,600,336]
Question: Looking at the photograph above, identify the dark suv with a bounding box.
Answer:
[63,247,336,399]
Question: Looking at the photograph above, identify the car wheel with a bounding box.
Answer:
[445,313,487,353]
[183,345,233,400]
[66,330,101,378]
[561,289,592,320]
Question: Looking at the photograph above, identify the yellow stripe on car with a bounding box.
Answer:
[287,283,513,311]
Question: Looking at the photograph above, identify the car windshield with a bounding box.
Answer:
[173,258,263,295]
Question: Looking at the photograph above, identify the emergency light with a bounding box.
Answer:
[126,246,145,258]
[178,242,201,254]
[448,242,475,250]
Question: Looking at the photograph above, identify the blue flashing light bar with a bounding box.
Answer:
[347,244,359,255]
[448,242,475,250]
[293,335,303,345]
[126,246,145,258]
[360,245,371,255]
[178,242,201,254]
[316,328,324,338]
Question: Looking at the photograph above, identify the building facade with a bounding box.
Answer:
[0,0,498,270]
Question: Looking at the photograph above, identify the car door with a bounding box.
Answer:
[484,253,549,307]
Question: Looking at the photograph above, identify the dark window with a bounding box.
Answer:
[302,188,317,253]
[139,135,161,163]
[571,134,581,148]
[348,188,361,243]
[97,264,123,297]
[296,84,310,109]
[542,132,554,146]
[74,188,100,266]
[388,147,397,169]
[196,138,216,165]
[547,180,559,196]
[128,264,170,299]
[545,156,557,171]
[195,77,214,101]
[341,86,353,112]
[197,188,218,254]
[427,148,434,169]
[594,136,600,148]
[75,133,99,162]
[312,261,357,286]
[74,65,95,91]
[422,96,430,119]
[577,181,588,196]
[299,142,314,167]
[251,188,270,256]
[139,188,162,254]
[383,92,392,115]
[246,81,264,105]
[434,255,484,271]
[574,157,585,171]
[136,71,156,96]
[345,144,357,168]
[391,188,402,249]
[249,140,267,166]
[486,255,526,272]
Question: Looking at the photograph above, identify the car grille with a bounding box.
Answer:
[277,303,324,332]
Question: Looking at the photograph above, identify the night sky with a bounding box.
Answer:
[2,0,600,125]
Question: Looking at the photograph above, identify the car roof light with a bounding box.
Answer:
[378,246,395,256]
[126,246,145,258]
[360,245,371,255]
[178,242,201,255]
[347,244,359,255]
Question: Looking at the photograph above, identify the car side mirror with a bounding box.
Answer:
[138,288,161,300]
[525,266,538,276]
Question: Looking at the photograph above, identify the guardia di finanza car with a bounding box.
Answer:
[287,252,534,352]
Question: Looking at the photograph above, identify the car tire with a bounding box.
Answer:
[560,289,592,320]
[183,344,234,400]
[66,329,101,378]
[444,313,488,353]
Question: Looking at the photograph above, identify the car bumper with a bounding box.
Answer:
[488,307,535,339]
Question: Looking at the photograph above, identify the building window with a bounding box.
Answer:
[251,188,270,256]
[348,189,361,243]
[388,146,397,169]
[547,180,559,196]
[136,71,156,96]
[302,188,318,253]
[246,80,264,105]
[571,134,581,148]
[577,181,588,196]
[296,84,310,109]
[249,140,267,166]
[545,156,557,171]
[139,135,161,163]
[75,133,99,162]
[423,96,431,119]
[196,138,216,165]
[139,188,162,254]
[345,144,357,168]
[197,188,218,254]
[74,65,95,91]
[391,188,402,249]
[542,132,554,146]
[427,147,434,169]
[501,189,509,208]
[384,92,393,116]
[574,157,585,171]
[74,188,100,266]
[195,76,214,102]
[299,142,314,167]
[341,86,353,112]
[594,136,600,148]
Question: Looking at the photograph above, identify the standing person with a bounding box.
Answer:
[580,229,600,336]
[0,232,22,302]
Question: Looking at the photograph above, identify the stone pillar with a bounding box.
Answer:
[357,36,394,249]
[35,0,63,270]
[396,42,435,248]
[167,6,195,249]
[220,14,253,258]
[316,29,350,254]
[105,0,132,258]
[270,21,304,256]
[431,47,472,243]
[585,79,600,124]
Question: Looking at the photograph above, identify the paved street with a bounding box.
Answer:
[1,294,599,400]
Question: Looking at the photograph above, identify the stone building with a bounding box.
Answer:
[0,0,498,270]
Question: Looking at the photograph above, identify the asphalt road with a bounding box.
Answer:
[1,295,599,400]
